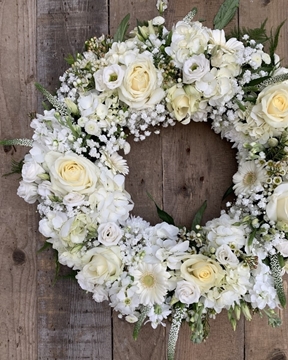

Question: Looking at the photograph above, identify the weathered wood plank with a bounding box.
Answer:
[36,1,112,359]
[239,1,288,358]
[0,0,37,359]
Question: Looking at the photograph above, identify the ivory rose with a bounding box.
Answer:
[76,246,122,291]
[266,182,288,223]
[254,83,288,130]
[180,254,224,292]
[166,85,200,123]
[118,54,165,109]
[45,151,100,196]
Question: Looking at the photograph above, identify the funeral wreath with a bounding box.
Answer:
[2,0,288,358]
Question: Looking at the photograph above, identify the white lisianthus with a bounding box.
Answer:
[45,151,100,196]
[17,181,38,204]
[152,16,165,26]
[118,54,165,109]
[175,280,201,304]
[266,182,288,224]
[37,180,52,197]
[215,244,239,268]
[94,64,125,91]
[21,158,45,183]
[180,254,224,292]
[182,54,210,84]
[98,222,123,246]
[59,215,88,245]
[76,246,122,290]
[63,192,86,207]
[92,286,109,302]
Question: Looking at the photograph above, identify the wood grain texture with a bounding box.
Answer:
[36,0,112,359]
[0,0,37,359]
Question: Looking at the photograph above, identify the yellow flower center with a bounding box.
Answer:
[141,273,155,288]
[243,171,257,186]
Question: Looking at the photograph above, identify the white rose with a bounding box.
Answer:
[17,181,38,204]
[45,151,100,196]
[98,222,123,246]
[63,192,86,207]
[167,85,200,123]
[266,182,288,223]
[256,83,288,130]
[215,244,239,268]
[76,246,122,290]
[175,280,201,304]
[22,159,45,183]
[182,54,210,84]
[118,54,165,109]
[180,254,224,292]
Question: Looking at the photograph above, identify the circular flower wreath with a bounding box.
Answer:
[4,1,288,358]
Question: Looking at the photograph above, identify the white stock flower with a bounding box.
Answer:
[205,213,246,249]
[175,280,201,304]
[98,222,123,246]
[78,91,99,117]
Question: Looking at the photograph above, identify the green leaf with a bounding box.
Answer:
[37,241,52,253]
[65,54,76,65]
[191,200,207,231]
[113,14,130,42]
[3,158,24,177]
[147,192,175,225]
[229,19,269,44]
[222,184,234,200]
[248,227,257,246]
[213,0,239,30]
[269,20,286,65]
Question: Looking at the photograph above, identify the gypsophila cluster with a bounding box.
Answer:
[4,1,288,358]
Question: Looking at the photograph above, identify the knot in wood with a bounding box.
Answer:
[268,349,287,360]
[12,249,26,265]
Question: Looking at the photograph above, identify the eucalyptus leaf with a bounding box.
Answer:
[113,13,130,42]
[213,0,239,30]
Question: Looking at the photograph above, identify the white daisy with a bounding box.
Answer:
[233,160,267,195]
[132,263,170,306]
[103,151,129,175]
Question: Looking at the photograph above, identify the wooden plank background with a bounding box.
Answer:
[1,0,288,359]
